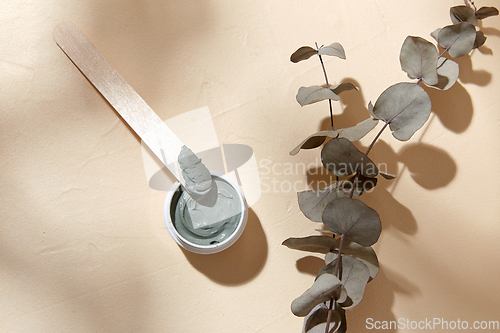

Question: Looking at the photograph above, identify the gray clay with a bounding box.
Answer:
[174,146,242,246]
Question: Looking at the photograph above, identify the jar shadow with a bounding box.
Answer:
[181,208,267,285]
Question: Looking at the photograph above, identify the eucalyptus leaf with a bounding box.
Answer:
[289,118,378,155]
[291,273,343,317]
[322,198,381,246]
[326,256,370,309]
[297,86,340,106]
[450,6,477,25]
[336,304,347,333]
[290,135,328,155]
[331,82,357,95]
[400,36,438,85]
[474,30,487,49]
[326,117,378,141]
[298,176,378,222]
[430,28,441,41]
[379,171,396,180]
[316,259,337,277]
[316,229,335,235]
[438,22,476,58]
[341,174,378,194]
[282,236,337,254]
[367,101,377,119]
[290,132,333,156]
[291,46,318,63]
[324,302,348,333]
[475,6,499,20]
[298,182,350,222]
[325,239,379,281]
[425,57,459,90]
[372,82,432,141]
[321,138,379,178]
[303,304,342,333]
[317,43,346,59]
[316,261,348,303]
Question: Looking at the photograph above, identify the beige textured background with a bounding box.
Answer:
[1,0,500,332]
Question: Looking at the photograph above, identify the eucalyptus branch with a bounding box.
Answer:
[285,3,497,332]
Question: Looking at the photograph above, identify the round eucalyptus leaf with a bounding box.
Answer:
[424,57,459,90]
[290,118,378,155]
[317,43,346,59]
[316,260,336,277]
[282,236,337,254]
[325,239,379,281]
[430,28,441,41]
[302,304,342,333]
[298,176,378,222]
[331,82,357,95]
[298,182,352,222]
[321,138,379,178]
[438,22,476,58]
[324,256,370,309]
[474,30,487,49]
[400,36,438,85]
[475,6,499,20]
[297,86,340,106]
[367,101,377,119]
[322,198,381,246]
[291,273,342,317]
[316,261,347,303]
[341,256,370,309]
[372,82,432,141]
[291,46,318,63]
[450,5,477,25]
[337,118,378,141]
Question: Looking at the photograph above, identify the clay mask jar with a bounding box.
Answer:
[164,147,248,254]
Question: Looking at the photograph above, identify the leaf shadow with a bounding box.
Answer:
[296,255,326,276]
[423,81,473,133]
[398,143,457,190]
[453,55,491,86]
[348,265,421,332]
[359,140,419,237]
[305,165,338,190]
[477,21,500,56]
[319,78,373,131]
[182,208,268,286]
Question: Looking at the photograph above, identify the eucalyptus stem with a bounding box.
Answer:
[466,0,477,11]
[324,300,335,333]
[325,234,346,333]
[349,171,360,199]
[316,42,335,130]
[366,122,389,156]
[334,234,346,277]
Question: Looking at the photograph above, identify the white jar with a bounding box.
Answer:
[164,172,248,254]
